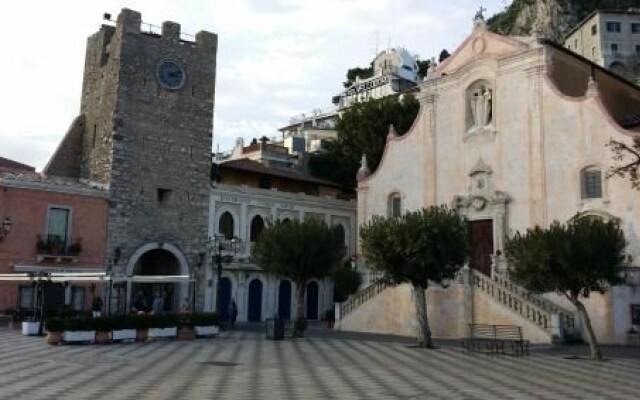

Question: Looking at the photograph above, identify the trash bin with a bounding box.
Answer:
[266,318,284,340]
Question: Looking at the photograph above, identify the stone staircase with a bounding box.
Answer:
[469,269,579,340]
[335,267,580,343]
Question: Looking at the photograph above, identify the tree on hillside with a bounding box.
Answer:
[438,49,451,63]
[252,218,345,337]
[308,93,420,189]
[504,217,628,361]
[360,206,469,348]
[607,138,640,190]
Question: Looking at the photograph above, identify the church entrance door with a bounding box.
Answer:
[469,219,493,276]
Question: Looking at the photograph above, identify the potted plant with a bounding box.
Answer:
[67,240,82,256]
[192,312,221,337]
[22,316,41,336]
[178,313,196,340]
[148,313,178,339]
[93,317,112,344]
[44,317,63,345]
[132,314,150,342]
[112,315,137,341]
[63,317,95,343]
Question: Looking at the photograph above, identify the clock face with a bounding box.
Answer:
[157,60,185,90]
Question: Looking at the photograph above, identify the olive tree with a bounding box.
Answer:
[252,218,345,337]
[360,206,469,348]
[505,217,628,361]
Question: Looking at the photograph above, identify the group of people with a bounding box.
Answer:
[131,291,170,314]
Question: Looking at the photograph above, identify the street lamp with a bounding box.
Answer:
[0,217,12,241]
[208,235,240,317]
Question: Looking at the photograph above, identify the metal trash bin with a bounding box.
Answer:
[266,318,284,340]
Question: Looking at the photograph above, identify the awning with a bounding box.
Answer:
[0,272,191,283]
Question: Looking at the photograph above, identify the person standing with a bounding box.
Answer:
[152,292,164,314]
[92,296,103,318]
[228,299,238,328]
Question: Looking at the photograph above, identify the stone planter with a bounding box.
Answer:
[113,329,137,341]
[148,327,177,339]
[95,331,111,344]
[178,327,196,340]
[22,321,40,336]
[136,329,148,342]
[195,325,220,337]
[64,330,96,343]
[46,331,62,345]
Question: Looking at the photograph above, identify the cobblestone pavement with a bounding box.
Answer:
[0,325,639,400]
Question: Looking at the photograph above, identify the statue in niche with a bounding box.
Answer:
[470,86,492,131]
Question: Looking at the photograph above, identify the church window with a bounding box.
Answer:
[92,124,97,148]
[581,168,602,199]
[388,193,402,218]
[465,80,493,134]
[219,211,234,240]
[250,215,265,242]
[591,24,597,35]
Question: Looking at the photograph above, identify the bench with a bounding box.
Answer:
[463,324,529,356]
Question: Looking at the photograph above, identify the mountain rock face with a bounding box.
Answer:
[488,0,640,42]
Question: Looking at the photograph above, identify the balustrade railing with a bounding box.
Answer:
[339,279,390,319]
[472,269,576,335]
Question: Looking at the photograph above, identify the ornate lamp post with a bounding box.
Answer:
[208,235,240,317]
[0,217,12,241]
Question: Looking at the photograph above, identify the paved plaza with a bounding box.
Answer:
[0,325,639,399]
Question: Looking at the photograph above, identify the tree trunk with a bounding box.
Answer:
[293,282,307,337]
[572,298,602,361]
[412,284,433,348]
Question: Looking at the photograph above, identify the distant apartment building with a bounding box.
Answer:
[278,47,420,154]
[565,9,640,84]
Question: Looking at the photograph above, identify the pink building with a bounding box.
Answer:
[0,166,108,316]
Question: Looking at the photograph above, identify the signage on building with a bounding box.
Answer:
[343,75,391,97]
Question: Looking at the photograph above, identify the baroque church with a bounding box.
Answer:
[338,17,640,345]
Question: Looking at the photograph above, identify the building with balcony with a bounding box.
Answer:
[565,9,640,84]
[206,155,356,323]
[0,167,108,316]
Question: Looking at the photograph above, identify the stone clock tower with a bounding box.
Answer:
[45,9,218,311]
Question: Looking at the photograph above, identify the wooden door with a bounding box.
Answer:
[470,220,494,276]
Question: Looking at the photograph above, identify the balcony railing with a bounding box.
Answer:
[35,235,82,257]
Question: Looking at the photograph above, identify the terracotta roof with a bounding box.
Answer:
[0,157,35,173]
[218,158,344,188]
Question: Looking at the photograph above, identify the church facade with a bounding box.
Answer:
[348,20,640,344]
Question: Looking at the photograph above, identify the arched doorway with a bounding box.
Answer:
[278,280,292,320]
[247,279,263,322]
[306,281,319,320]
[219,277,232,321]
[131,248,182,312]
[219,211,235,239]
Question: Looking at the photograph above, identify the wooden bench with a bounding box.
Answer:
[463,324,530,356]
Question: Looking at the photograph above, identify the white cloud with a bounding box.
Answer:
[0,0,507,170]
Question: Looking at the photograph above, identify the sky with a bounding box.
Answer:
[0,0,508,170]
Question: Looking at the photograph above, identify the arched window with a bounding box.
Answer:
[466,80,493,133]
[250,215,265,242]
[581,167,603,199]
[388,193,402,218]
[218,211,234,240]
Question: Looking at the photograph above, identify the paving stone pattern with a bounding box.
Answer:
[0,327,639,399]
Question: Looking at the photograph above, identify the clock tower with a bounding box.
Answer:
[45,9,218,311]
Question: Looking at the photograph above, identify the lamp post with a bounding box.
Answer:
[208,235,240,318]
[0,217,12,241]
